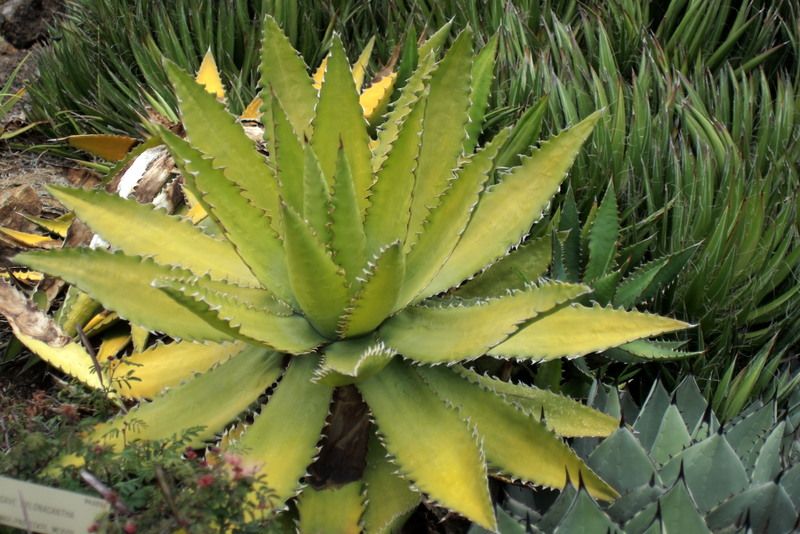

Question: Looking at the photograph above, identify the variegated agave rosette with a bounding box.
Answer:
[0,17,690,532]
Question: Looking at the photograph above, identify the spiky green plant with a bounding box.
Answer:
[471,378,800,533]
[1,17,692,530]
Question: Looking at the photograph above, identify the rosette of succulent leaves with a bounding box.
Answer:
[0,17,690,532]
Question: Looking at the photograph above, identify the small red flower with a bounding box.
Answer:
[123,520,137,534]
[184,447,198,460]
[88,523,99,532]
[197,473,215,488]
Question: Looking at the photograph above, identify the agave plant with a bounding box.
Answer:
[474,378,800,533]
[0,17,689,531]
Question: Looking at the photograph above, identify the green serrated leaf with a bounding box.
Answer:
[362,435,420,534]
[115,341,246,399]
[402,128,510,305]
[165,60,280,225]
[270,95,305,213]
[260,15,316,138]
[303,143,332,244]
[237,355,333,504]
[371,54,434,172]
[297,482,364,534]
[364,96,426,253]
[455,367,618,437]
[311,36,372,213]
[489,304,689,360]
[49,186,258,288]
[282,204,349,338]
[419,366,617,501]
[357,360,496,531]
[315,337,394,386]
[383,282,589,363]
[157,279,323,354]
[90,345,281,449]
[464,34,498,153]
[159,128,294,306]
[428,111,602,296]
[17,249,229,342]
[407,30,473,246]
[330,148,367,284]
[453,236,552,299]
[340,243,404,338]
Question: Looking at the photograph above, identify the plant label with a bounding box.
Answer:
[0,476,108,533]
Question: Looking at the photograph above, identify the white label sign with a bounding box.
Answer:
[0,476,108,533]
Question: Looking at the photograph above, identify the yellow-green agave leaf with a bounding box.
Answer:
[49,185,258,287]
[362,436,420,534]
[89,345,281,449]
[381,282,590,363]
[297,482,364,534]
[418,365,618,501]
[159,128,294,306]
[425,111,603,298]
[235,355,333,505]
[453,235,552,299]
[489,304,690,360]
[357,359,496,531]
[315,336,395,386]
[165,60,280,225]
[17,249,230,342]
[260,16,316,137]
[312,36,373,213]
[282,204,349,337]
[407,29,473,246]
[329,148,367,284]
[339,243,404,338]
[454,366,618,438]
[270,95,305,213]
[114,341,246,399]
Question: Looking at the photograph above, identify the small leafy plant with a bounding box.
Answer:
[1,17,689,531]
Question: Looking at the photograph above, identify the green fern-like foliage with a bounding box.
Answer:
[472,378,800,533]
[0,17,690,531]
